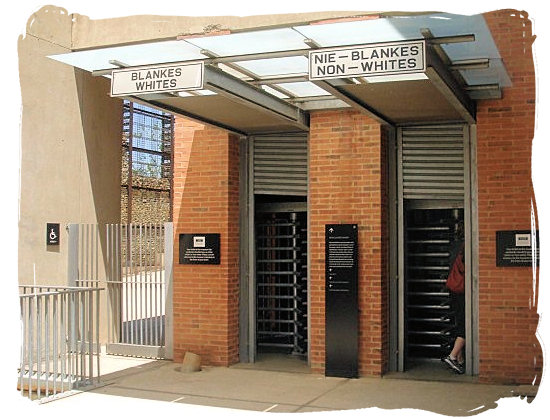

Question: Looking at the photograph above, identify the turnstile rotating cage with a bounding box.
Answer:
[405,207,463,360]
[256,211,307,355]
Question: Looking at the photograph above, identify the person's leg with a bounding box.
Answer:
[450,336,465,363]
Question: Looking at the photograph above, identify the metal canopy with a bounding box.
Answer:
[49,12,511,133]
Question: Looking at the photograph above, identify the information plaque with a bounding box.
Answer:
[179,233,220,265]
[496,230,539,267]
[325,224,358,378]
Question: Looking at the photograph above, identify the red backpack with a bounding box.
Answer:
[446,247,465,293]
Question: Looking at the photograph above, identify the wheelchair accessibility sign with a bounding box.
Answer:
[47,223,60,246]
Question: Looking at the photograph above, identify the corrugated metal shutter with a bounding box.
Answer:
[253,135,308,196]
[399,125,467,200]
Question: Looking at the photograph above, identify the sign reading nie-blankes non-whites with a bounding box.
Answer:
[309,40,425,81]
[111,62,204,96]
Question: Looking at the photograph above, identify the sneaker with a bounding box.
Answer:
[442,355,465,374]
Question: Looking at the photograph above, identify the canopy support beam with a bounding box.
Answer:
[204,65,309,132]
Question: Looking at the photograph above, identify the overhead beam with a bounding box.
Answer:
[450,58,490,71]
[425,45,476,124]
[200,48,298,100]
[311,78,393,125]
[466,84,502,100]
[204,65,309,131]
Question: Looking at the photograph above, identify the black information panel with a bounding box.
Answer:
[179,233,221,265]
[325,224,358,378]
[46,223,60,246]
[496,230,539,267]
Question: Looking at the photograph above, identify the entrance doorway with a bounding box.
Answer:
[255,203,308,359]
[391,124,476,377]
[403,206,464,367]
[240,134,309,369]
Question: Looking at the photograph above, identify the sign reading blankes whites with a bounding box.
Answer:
[309,40,426,80]
[111,62,204,96]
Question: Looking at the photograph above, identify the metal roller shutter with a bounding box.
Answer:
[399,125,467,201]
[253,135,308,196]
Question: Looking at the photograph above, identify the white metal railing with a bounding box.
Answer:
[18,285,102,401]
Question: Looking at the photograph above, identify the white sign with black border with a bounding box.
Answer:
[111,61,204,97]
[309,40,426,81]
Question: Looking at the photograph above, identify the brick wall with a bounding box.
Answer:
[172,118,240,366]
[309,110,388,376]
[477,10,542,384]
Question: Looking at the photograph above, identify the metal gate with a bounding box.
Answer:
[68,223,173,359]
[255,211,308,355]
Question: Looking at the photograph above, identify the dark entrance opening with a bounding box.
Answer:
[404,206,464,368]
[254,195,307,359]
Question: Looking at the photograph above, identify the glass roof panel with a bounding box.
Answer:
[234,56,308,77]
[186,28,308,56]
[49,40,206,72]
[460,59,512,87]
[261,85,289,99]
[274,82,330,97]
[294,13,494,49]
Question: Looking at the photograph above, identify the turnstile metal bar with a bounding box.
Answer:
[257,271,298,275]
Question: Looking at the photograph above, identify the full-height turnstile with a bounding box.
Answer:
[255,210,308,356]
[404,208,463,360]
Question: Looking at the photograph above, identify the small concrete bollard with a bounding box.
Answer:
[181,352,201,373]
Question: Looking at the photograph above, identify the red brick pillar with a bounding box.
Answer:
[309,110,388,376]
[477,10,542,384]
[172,118,240,366]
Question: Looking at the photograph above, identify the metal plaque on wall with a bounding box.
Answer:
[325,224,359,378]
[179,233,221,265]
[496,230,539,267]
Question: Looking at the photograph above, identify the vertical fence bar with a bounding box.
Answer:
[96,224,100,284]
[96,289,101,381]
[160,225,165,348]
[68,224,79,287]
[71,291,76,389]
[154,223,158,346]
[130,223,135,345]
[18,296,23,396]
[143,223,147,346]
[164,222,173,358]
[53,294,58,396]
[115,224,121,345]
[149,224,153,346]
[149,223,153,346]
[88,289,93,384]
[106,224,112,344]
[124,224,129,344]
[27,296,33,397]
[45,294,50,397]
[36,294,42,399]
[80,289,86,383]
[139,224,143,345]
[60,292,66,394]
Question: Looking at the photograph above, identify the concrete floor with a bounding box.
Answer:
[37,353,541,417]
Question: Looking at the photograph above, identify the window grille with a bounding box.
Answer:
[123,101,173,179]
